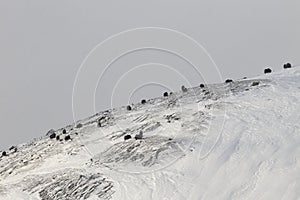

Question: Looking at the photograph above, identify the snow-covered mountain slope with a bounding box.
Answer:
[1,67,300,200]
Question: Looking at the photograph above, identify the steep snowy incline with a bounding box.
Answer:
[0,67,300,200]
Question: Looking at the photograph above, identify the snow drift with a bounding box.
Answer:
[1,67,300,200]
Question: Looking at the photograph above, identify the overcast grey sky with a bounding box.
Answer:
[0,0,299,149]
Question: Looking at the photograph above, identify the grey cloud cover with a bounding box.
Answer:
[0,0,299,149]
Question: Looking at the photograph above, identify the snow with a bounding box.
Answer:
[1,67,300,199]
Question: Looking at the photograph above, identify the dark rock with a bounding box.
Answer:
[2,151,7,156]
[264,68,272,74]
[126,105,132,111]
[56,135,60,140]
[200,84,205,88]
[163,92,169,97]
[124,135,131,140]
[62,129,67,134]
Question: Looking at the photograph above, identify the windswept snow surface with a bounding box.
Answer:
[1,68,300,200]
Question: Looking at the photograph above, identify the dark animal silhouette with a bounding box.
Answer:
[9,146,16,151]
[264,68,272,74]
[141,99,147,104]
[124,135,131,140]
[135,131,143,140]
[251,81,260,86]
[283,63,292,69]
[65,135,71,141]
[46,129,55,136]
[76,123,83,128]
[49,133,56,139]
[181,85,188,92]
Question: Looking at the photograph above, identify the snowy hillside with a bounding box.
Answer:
[1,67,300,200]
